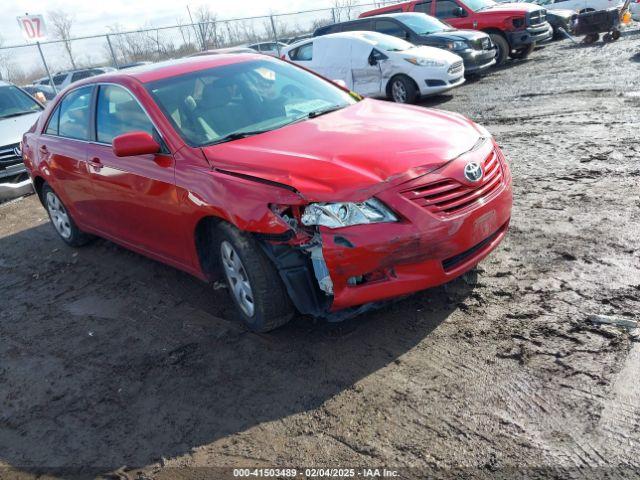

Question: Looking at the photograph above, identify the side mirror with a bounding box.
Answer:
[112,131,161,157]
[454,7,466,17]
[368,55,378,66]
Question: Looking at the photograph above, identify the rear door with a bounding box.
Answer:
[86,83,186,263]
[37,85,98,225]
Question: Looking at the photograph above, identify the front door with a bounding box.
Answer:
[86,84,188,265]
[435,0,473,29]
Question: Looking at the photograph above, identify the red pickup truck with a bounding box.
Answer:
[360,0,553,66]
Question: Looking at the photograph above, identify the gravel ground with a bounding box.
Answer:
[1,30,639,479]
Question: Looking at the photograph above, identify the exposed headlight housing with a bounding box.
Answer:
[301,198,398,229]
[404,57,447,67]
[446,40,469,50]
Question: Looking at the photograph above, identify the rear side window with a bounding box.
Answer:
[53,74,67,86]
[45,107,60,135]
[435,0,461,18]
[374,20,407,38]
[414,1,433,13]
[96,85,154,144]
[289,43,313,61]
[71,70,93,82]
[342,20,372,32]
[58,86,93,140]
[317,24,341,35]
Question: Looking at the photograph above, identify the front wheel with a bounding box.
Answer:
[489,34,509,66]
[388,75,418,104]
[216,223,294,332]
[42,184,93,247]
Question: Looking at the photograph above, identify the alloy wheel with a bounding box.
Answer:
[391,80,407,103]
[46,191,72,239]
[220,240,255,317]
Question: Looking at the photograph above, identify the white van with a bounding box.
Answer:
[282,31,465,104]
[521,0,624,13]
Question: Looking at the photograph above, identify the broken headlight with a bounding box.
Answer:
[301,198,397,229]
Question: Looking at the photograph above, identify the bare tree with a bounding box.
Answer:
[194,6,220,51]
[48,10,77,69]
[332,0,359,22]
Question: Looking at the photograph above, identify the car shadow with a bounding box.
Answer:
[418,93,454,107]
[0,222,475,477]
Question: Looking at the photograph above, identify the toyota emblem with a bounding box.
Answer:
[13,145,22,157]
[464,161,483,182]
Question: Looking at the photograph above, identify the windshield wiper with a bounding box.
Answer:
[0,110,38,119]
[306,105,346,119]
[203,129,273,146]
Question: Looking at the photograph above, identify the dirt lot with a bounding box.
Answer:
[1,30,640,479]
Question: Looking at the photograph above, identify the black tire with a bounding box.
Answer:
[583,33,599,44]
[489,33,509,66]
[42,183,93,247]
[602,33,613,43]
[215,222,294,332]
[387,75,419,104]
[509,43,534,60]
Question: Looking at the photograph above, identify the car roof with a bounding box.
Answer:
[71,54,267,85]
[317,30,397,44]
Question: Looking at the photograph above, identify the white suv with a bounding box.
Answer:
[33,67,115,91]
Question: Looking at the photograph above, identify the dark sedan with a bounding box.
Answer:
[314,12,496,75]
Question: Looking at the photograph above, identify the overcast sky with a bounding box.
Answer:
[1,0,323,46]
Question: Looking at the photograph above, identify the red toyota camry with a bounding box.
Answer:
[22,54,512,332]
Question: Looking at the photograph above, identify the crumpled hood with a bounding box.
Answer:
[202,99,483,202]
[479,2,543,15]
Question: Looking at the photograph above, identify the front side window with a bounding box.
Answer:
[0,85,43,119]
[72,70,93,82]
[290,43,313,61]
[146,59,355,147]
[342,20,371,32]
[96,85,154,144]
[58,86,93,140]
[435,0,463,18]
[53,74,67,86]
[374,20,407,38]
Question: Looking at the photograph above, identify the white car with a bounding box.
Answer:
[526,0,624,13]
[247,41,289,57]
[282,31,465,104]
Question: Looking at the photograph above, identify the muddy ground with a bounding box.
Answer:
[1,29,640,480]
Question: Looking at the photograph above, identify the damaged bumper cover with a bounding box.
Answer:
[263,139,512,318]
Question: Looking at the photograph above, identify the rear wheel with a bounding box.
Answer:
[42,184,93,247]
[216,222,294,332]
[583,33,599,44]
[509,43,534,60]
[388,75,418,104]
[489,34,509,66]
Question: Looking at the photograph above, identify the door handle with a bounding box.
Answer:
[39,145,48,154]
[88,157,103,171]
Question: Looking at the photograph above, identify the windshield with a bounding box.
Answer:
[0,85,43,119]
[359,32,415,51]
[395,13,455,34]
[463,0,497,11]
[147,59,356,147]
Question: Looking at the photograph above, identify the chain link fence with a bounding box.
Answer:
[0,1,402,90]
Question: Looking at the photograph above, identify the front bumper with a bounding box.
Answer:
[418,65,466,96]
[458,48,497,74]
[507,22,553,49]
[0,163,33,202]
[320,140,513,311]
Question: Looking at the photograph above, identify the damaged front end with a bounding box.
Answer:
[258,200,398,320]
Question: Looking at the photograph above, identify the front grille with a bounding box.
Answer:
[448,61,463,75]
[527,9,546,26]
[0,143,22,170]
[400,148,504,216]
